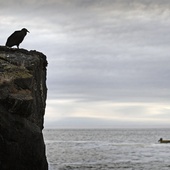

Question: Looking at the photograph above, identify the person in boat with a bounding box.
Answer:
[158,138,170,143]
[158,138,163,142]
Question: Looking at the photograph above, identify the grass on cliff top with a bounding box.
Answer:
[0,59,32,85]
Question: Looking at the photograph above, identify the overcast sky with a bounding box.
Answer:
[1,0,170,128]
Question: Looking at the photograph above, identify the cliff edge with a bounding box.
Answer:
[0,46,48,170]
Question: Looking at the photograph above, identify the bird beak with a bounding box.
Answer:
[27,30,30,33]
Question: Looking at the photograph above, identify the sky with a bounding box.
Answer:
[1,0,170,128]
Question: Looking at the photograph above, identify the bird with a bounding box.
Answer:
[5,28,29,48]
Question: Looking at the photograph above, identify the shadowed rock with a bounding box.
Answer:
[0,46,48,170]
[5,28,29,48]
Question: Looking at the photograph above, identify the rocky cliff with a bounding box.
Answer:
[0,46,48,170]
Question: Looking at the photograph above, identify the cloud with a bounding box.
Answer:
[45,100,170,128]
[1,0,170,128]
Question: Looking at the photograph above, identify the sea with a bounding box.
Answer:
[43,128,170,170]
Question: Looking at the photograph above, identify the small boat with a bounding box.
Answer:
[158,138,170,143]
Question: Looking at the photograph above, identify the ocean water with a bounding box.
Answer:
[43,129,170,170]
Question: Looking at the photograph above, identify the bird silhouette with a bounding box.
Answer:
[5,28,29,48]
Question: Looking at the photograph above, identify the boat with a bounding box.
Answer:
[158,138,170,143]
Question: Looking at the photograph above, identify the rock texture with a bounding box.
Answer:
[0,46,48,170]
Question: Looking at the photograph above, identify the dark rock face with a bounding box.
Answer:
[0,46,48,170]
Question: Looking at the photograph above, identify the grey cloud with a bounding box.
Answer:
[1,0,170,104]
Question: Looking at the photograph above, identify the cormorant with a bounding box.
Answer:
[5,28,29,48]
